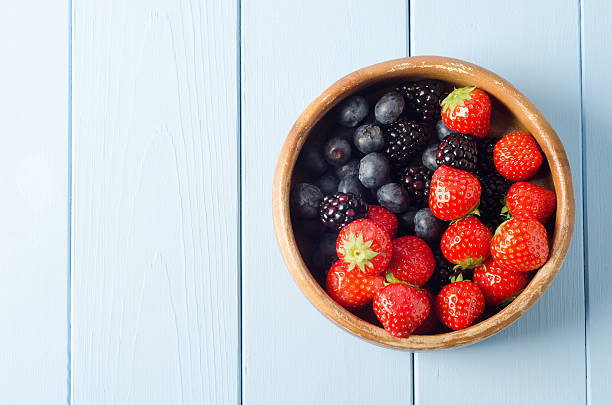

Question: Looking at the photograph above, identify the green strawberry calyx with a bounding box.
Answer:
[500,205,512,220]
[453,256,484,270]
[449,272,465,283]
[441,86,476,114]
[337,232,379,273]
[384,272,421,289]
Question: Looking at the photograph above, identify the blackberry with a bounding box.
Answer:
[383,118,433,168]
[400,165,433,207]
[479,173,511,222]
[477,137,498,175]
[430,250,472,291]
[436,133,478,172]
[396,80,451,123]
[319,192,368,231]
[482,215,504,234]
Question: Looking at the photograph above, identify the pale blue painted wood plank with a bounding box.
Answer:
[411,1,585,404]
[241,1,411,404]
[582,0,612,401]
[72,0,238,403]
[0,2,69,403]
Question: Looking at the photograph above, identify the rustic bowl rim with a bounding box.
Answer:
[272,56,575,350]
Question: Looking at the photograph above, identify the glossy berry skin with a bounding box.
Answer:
[377,183,410,213]
[354,124,386,154]
[473,258,529,306]
[326,260,384,310]
[441,87,491,138]
[337,95,369,127]
[435,119,459,141]
[494,132,543,181]
[367,205,398,238]
[359,152,391,189]
[373,283,430,338]
[338,175,366,197]
[374,91,405,124]
[336,219,392,275]
[422,143,440,171]
[290,183,323,219]
[491,217,549,271]
[388,236,435,286]
[413,288,439,334]
[335,159,360,179]
[435,281,485,330]
[429,165,481,220]
[323,137,352,166]
[441,216,492,268]
[506,182,557,223]
[414,208,445,246]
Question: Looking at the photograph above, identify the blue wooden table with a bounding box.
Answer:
[1,0,610,403]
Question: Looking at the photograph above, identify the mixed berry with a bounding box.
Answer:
[290,80,556,337]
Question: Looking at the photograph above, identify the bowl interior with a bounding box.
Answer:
[276,57,573,350]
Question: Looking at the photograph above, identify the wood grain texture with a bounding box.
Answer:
[582,0,612,402]
[0,2,68,403]
[72,0,238,403]
[411,1,585,403]
[241,1,412,403]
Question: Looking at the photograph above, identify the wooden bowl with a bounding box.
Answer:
[272,56,575,350]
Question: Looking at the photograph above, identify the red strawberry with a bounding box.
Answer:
[435,280,485,330]
[326,260,384,310]
[504,182,556,223]
[441,86,491,138]
[336,219,392,275]
[473,258,529,306]
[387,236,435,286]
[429,166,481,220]
[494,132,543,181]
[490,217,549,271]
[413,288,439,334]
[373,282,430,338]
[441,216,492,268]
[367,205,398,238]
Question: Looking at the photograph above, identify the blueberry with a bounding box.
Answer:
[297,146,328,176]
[354,124,386,154]
[312,232,340,275]
[335,159,360,179]
[315,174,340,195]
[414,208,446,245]
[290,183,323,218]
[359,152,390,189]
[422,143,440,171]
[376,183,410,213]
[374,91,405,124]
[399,207,419,233]
[337,95,369,127]
[296,218,325,238]
[323,137,352,166]
[435,119,459,141]
[330,125,355,143]
[338,175,366,196]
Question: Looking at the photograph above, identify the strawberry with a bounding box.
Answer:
[504,182,556,224]
[429,165,481,220]
[441,216,492,268]
[336,219,392,275]
[367,205,398,238]
[490,217,549,271]
[441,86,491,138]
[326,260,384,310]
[387,236,435,286]
[435,280,485,330]
[413,288,439,335]
[494,131,543,181]
[473,258,529,306]
[373,280,430,338]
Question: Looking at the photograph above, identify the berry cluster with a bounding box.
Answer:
[290,82,556,337]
